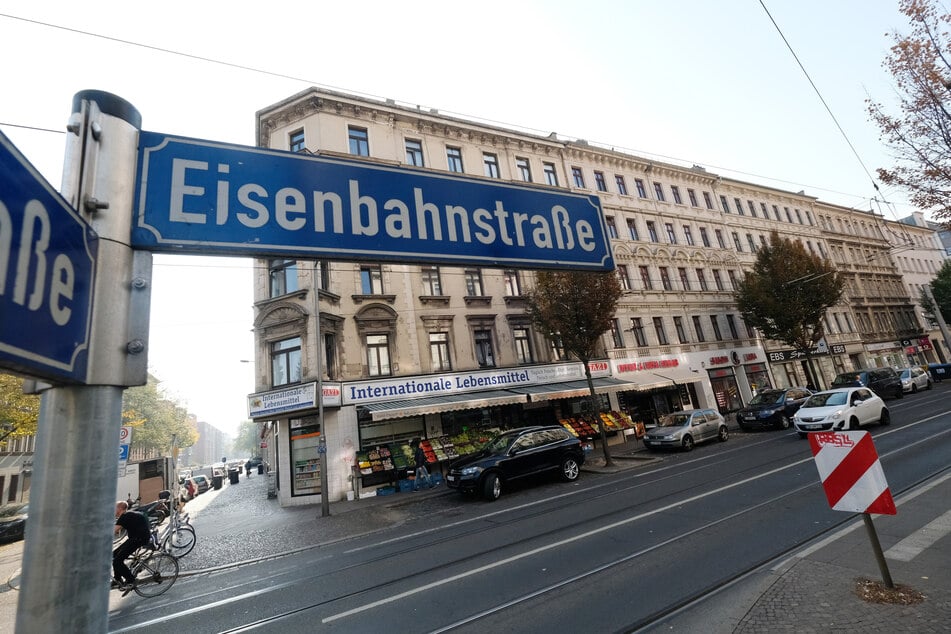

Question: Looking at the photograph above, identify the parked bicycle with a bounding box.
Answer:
[158,504,196,557]
[111,531,180,598]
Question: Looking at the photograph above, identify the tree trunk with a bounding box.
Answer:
[585,366,613,467]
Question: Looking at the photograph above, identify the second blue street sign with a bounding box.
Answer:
[0,131,97,384]
[133,132,614,271]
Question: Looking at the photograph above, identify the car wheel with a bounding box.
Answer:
[927,380,933,390]
[560,457,580,482]
[896,387,904,399]
[482,473,501,501]
[879,409,890,426]
[911,384,918,394]
[681,435,694,451]
[779,416,791,430]
[717,426,729,442]
[848,417,859,430]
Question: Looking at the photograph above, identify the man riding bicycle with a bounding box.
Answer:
[112,500,151,590]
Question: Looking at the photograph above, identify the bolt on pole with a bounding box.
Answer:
[16,91,145,633]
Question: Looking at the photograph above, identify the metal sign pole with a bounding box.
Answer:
[314,262,330,517]
[862,513,895,589]
[16,91,145,632]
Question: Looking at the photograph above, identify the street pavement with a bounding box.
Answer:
[1,441,949,632]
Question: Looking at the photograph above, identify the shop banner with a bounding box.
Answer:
[342,362,590,406]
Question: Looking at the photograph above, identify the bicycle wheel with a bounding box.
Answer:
[132,552,180,598]
[163,525,196,557]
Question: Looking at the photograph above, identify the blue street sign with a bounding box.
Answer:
[133,132,614,271]
[0,131,97,383]
[118,444,130,461]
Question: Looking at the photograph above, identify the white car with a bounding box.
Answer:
[898,367,932,393]
[793,387,890,438]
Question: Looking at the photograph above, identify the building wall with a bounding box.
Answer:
[251,88,942,503]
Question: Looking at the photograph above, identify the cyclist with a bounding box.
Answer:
[112,500,151,590]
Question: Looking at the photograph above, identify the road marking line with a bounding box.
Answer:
[323,456,814,624]
[885,508,951,561]
[775,469,951,569]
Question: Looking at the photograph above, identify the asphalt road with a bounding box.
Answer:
[103,385,951,633]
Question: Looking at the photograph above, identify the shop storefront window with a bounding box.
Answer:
[358,414,425,450]
[709,368,742,413]
[744,363,772,394]
[289,418,321,496]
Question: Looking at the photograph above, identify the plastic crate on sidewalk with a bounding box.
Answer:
[376,486,396,496]
[398,479,413,492]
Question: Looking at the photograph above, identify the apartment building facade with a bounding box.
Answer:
[250,88,944,505]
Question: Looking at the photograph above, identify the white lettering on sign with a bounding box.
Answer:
[166,159,597,254]
[0,199,76,326]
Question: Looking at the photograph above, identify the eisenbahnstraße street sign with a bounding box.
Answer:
[0,130,98,384]
[132,131,615,271]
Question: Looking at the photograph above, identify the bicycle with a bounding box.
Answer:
[157,504,196,557]
[112,531,180,598]
[114,508,196,557]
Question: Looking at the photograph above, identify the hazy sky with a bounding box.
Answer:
[0,1,919,435]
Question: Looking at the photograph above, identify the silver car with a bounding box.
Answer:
[793,387,889,438]
[643,408,729,452]
[899,367,932,393]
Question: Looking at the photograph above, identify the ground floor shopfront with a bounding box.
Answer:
[249,360,706,507]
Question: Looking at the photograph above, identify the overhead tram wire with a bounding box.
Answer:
[0,11,901,215]
[757,1,889,212]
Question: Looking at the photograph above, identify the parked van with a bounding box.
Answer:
[830,367,903,400]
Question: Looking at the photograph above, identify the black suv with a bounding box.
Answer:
[736,387,813,431]
[446,426,584,501]
[830,367,903,400]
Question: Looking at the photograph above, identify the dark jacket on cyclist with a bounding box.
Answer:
[113,501,151,586]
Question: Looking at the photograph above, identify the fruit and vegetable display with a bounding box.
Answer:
[560,411,638,438]
[357,429,500,476]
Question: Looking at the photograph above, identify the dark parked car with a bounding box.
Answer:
[0,503,28,543]
[830,367,903,400]
[736,387,812,431]
[446,426,584,501]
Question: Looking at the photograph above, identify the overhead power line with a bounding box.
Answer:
[0,10,907,215]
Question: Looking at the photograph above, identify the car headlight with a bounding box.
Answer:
[460,466,483,477]
[828,408,845,421]
[760,408,778,417]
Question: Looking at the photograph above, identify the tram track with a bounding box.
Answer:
[112,409,951,633]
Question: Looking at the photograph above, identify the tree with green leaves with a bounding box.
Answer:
[867,0,951,218]
[525,269,623,466]
[0,374,40,445]
[922,259,951,322]
[735,232,844,389]
[122,375,198,456]
[231,419,261,459]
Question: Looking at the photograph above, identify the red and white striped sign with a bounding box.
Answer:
[808,431,896,515]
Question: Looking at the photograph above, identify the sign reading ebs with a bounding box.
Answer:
[0,131,97,384]
[133,132,614,271]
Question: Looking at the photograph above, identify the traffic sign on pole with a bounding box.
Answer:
[132,131,614,271]
[808,431,896,515]
[0,130,98,384]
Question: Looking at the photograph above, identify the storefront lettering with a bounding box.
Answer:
[617,358,680,372]
[709,355,729,365]
[346,369,532,402]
